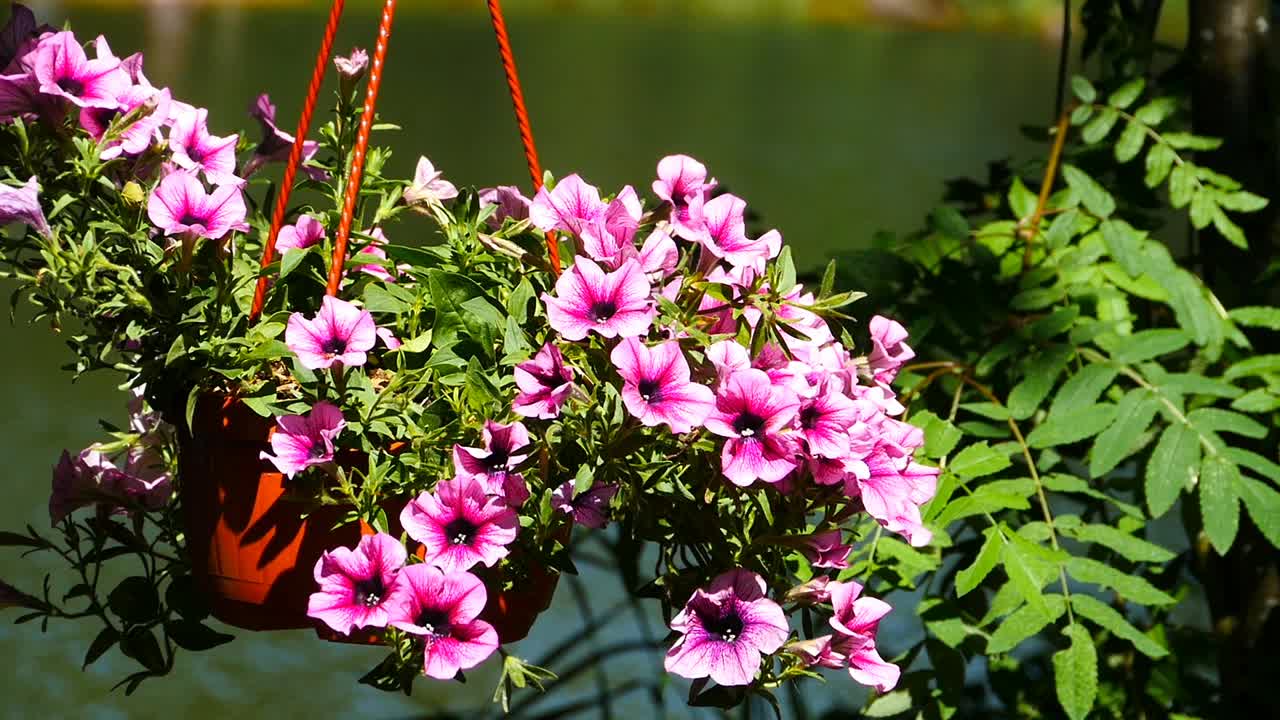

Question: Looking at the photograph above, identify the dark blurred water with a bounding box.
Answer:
[0,4,1057,718]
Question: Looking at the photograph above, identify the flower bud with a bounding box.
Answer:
[333,48,369,97]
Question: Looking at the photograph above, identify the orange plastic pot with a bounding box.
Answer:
[178,394,364,631]
[479,526,569,643]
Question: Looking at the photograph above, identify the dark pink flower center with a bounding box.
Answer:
[353,577,385,607]
[445,518,477,546]
[484,448,510,471]
[415,608,451,637]
[308,440,329,459]
[733,411,765,437]
[322,337,348,356]
[179,213,205,227]
[56,76,85,95]
[590,300,617,323]
[638,378,662,403]
[798,405,820,430]
[700,608,744,644]
[187,146,205,164]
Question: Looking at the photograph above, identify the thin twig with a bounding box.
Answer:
[1023,112,1073,269]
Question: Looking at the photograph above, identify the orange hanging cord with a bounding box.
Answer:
[484,0,561,275]
[249,0,555,321]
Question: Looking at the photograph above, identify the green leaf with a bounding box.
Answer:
[934,486,1030,527]
[1043,474,1144,519]
[1002,539,1051,615]
[1066,556,1176,605]
[1053,624,1098,720]
[1030,307,1080,341]
[83,627,119,668]
[278,246,309,279]
[1063,165,1116,217]
[1200,455,1241,554]
[1146,423,1201,517]
[1070,76,1097,103]
[362,283,411,313]
[1082,108,1119,144]
[573,464,595,496]
[910,410,963,458]
[1049,365,1117,418]
[1154,373,1242,399]
[1238,476,1280,549]
[1231,389,1280,413]
[1061,523,1174,563]
[1007,177,1038,219]
[108,577,161,624]
[165,334,186,367]
[1190,187,1217,229]
[1070,594,1168,658]
[1187,407,1267,439]
[1108,329,1190,364]
[987,595,1065,653]
[955,528,1003,597]
[1229,306,1280,331]
[1169,164,1196,208]
[426,270,504,351]
[1089,388,1159,477]
[1224,354,1280,381]
[949,442,1012,479]
[1100,219,1144,277]
[1212,208,1248,250]
[1008,347,1072,419]
[1107,78,1145,109]
[1223,448,1280,486]
[864,690,913,718]
[1027,404,1119,448]
[1217,190,1269,212]
[1115,121,1146,163]
[1144,143,1175,188]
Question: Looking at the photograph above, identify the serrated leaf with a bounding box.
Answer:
[1049,365,1118,418]
[1115,121,1146,162]
[1070,76,1097,103]
[1027,404,1119,448]
[1063,165,1116,217]
[1224,354,1280,381]
[1002,539,1051,615]
[1145,143,1175,188]
[1062,523,1173,563]
[987,595,1065,653]
[1100,219,1144,277]
[956,528,1003,597]
[1169,164,1195,208]
[1231,389,1280,413]
[1066,556,1176,605]
[1107,78,1145,109]
[1187,407,1267,439]
[949,442,1012,479]
[1090,388,1159,477]
[1223,448,1280,485]
[1053,624,1098,720]
[1238,476,1280,549]
[1190,188,1216,229]
[1154,373,1242,398]
[910,410,963,458]
[1146,423,1200,517]
[1229,306,1280,330]
[1008,347,1072,419]
[1200,455,1241,554]
[1071,594,1168,658]
[934,486,1030,527]
[1108,329,1190,364]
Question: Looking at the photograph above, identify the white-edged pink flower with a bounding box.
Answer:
[542,256,656,341]
[528,173,607,236]
[664,569,789,687]
[653,154,716,241]
[30,31,128,109]
[307,532,406,634]
[610,337,714,434]
[704,369,800,486]
[284,296,377,370]
[387,564,499,679]
[401,475,519,574]
[146,170,248,241]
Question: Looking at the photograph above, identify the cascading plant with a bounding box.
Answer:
[0,3,949,711]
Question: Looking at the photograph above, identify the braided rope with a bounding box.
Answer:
[248,0,347,322]
[486,0,561,275]
[326,0,398,296]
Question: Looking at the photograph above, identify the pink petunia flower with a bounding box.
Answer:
[528,174,608,236]
[275,214,325,251]
[478,185,531,228]
[403,156,458,207]
[664,568,789,687]
[543,256,656,341]
[701,193,781,272]
[704,369,801,486]
[307,532,407,635]
[452,420,529,480]
[552,481,618,529]
[387,564,499,679]
[0,71,40,121]
[49,446,170,524]
[146,170,248,241]
[168,105,241,186]
[610,337,714,434]
[579,186,642,267]
[80,85,171,160]
[400,475,519,574]
[0,175,50,238]
[787,635,846,670]
[803,530,852,569]
[332,47,368,90]
[284,295,378,370]
[0,3,39,72]
[867,315,915,385]
[512,342,576,419]
[637,227,679,277]
[30,31,128,109]
[828,580,899,692]
[795,377,859,459]
[259,401,345,479]
[847,452,938,548]
[652,154,716,241]
[241,93,323,180]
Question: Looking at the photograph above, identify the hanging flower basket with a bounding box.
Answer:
[0,0,944,711]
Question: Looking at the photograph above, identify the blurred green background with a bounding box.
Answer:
[2,1,1083,717]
